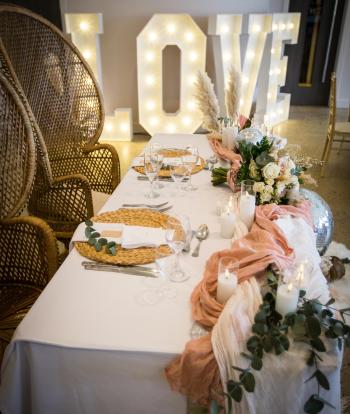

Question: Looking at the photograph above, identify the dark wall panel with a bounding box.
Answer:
[1,0,62,29]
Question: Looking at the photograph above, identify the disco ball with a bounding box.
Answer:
[300,189,334,255]
[236,128,263,147]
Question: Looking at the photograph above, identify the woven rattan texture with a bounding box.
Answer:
[0,74,35,219]
[75,209,172,265]
[0,216,58,364]
[0,6,121,236]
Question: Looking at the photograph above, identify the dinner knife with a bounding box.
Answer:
[82,261,159,278]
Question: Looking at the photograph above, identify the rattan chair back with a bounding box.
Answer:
[0,73,35,219]
[0,5,104,180]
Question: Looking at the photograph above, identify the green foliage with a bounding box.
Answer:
[236,136,273,185]
[84,221,117,256]
[223,267,350,414]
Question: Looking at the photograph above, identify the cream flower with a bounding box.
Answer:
[265,178,274,186]
[276,181,286,196]
[262,162,280,180]
[253,181,265,193]
[264,185,274,193]
[260,190,272,203]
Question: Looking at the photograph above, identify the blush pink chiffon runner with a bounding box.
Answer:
[165,202,313,406]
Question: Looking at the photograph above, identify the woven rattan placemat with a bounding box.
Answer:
[75,209,172,265]
[133,149,205,177]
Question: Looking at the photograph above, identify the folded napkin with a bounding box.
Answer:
[70,222,167,251]
[121,225,167,249]
[70,222,123,251]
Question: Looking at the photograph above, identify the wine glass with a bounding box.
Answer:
[183,146,199,191]
[151,143,164,189]
[170,158,186,192]
[165,215,191,282]
[144,152,159,199]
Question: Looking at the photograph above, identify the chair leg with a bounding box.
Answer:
[337,136,344,154]
[321,138,330,162]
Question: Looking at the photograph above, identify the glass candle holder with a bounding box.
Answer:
[239,180,256,230]
[216,256,239,304]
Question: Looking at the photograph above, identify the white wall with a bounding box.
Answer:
[335,0,350,109]
[60,0,286,130]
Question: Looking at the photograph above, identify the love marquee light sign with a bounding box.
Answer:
[65,12,300,139]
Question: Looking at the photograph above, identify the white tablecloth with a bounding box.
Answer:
[0,133,341,414]
[0,134,234,414]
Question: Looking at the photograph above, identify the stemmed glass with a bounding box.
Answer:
[144,152,159,199]
[165,215,191,282]
[183,146,199,191]
[170,158,186,193]
[151,143,164,189]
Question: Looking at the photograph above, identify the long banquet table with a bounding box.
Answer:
[0,134,237,414]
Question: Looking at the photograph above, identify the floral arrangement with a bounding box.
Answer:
[211,135,316,205]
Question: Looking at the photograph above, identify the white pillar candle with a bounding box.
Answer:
[220,209,236,239]
[295,263,307,291]
[239,192,256,230]
[217,268,238,304]
[275,283,299,317]
[216,200,224,216]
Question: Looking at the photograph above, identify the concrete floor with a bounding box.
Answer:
[102,106,350,413]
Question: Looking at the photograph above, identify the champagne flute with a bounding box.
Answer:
[144,152,159,199]
[165,215,191,282]
[183,146,199,191]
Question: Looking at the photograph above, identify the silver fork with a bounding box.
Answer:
[122,202,168,208]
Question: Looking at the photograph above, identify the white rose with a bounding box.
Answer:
[260,190,272,203]
[289,175,299,185]
[276,181,286,196]
[262,162,280,180]
[266,178,274,186]
[264,185,274,193]
[253,181,265,193]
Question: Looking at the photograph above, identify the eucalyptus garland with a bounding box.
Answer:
[211,269,350,414]
[85,220,117,255]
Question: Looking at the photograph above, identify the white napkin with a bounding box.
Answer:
[70,222,123,252]
[131,157,144,167]
[121,225,167,249]
[70,222,168,251]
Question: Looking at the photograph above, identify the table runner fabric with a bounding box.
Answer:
[165,201,337,410]
[211,217,337,414]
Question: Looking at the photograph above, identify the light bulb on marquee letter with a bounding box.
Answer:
[65,13,133,141]
[209,14,272,118]
[137,14,206,134]
[264,13,300,127]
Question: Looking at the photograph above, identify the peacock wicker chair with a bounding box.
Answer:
[0,73,58,365]
[0,5,121,239]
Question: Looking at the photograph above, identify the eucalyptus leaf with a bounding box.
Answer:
[262,335,273,352]
[315,369,330,390]
[98,238,108,246]
[108,245,117,256]
[107,241,116,248]
[85,220,93,227]
[280,335,290,351]
[306,316,321,339]
[304,395,324,414]
[88,237,97,246]
[254,310,267,324]
[94,242,102,252]
[251,354,263,371]
[90,232,101,239]
[310,338,326,352]
[240,372,255,393]
[252,323,268,336]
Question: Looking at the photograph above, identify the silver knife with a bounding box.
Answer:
[82,261,159,278]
